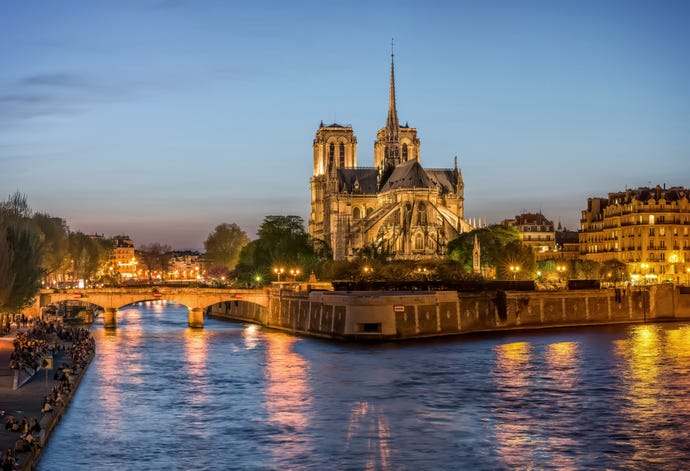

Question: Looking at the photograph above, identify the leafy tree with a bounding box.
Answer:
[68,232,111,281]
[204,223,250,272]
[0,192,45,314]
[138,242,173,278]
[447,225,535,279]
[573,259,601,280]
[32,213,69,280]
[600,259,628,283]
[235,215,325,282]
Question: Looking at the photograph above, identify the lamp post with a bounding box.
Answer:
[641,262,649,284]
[289,268,301,282]
[509,265,520,281]
[556,264,567,282]
[273,267,284,282]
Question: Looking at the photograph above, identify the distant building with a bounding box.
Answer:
[579,185,690,284]
[502,212,556,260]
[308,52,471,260]
[168,251,203,280]
[110,235,137,279]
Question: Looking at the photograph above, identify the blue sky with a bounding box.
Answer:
[1,0,689,249]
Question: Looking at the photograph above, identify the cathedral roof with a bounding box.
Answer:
[337,168,379,194]
[426,168,459,195]
[379,159,434,191]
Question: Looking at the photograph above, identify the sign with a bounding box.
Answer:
[73,293,82,299]
[154,292,162,298]
[393,305,405,312]
[234,294,243,299]
[41,356,54,371]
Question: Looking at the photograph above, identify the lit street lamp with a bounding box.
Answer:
[273,267,285,282]
[289,268,301,282]
[509,265,521,281]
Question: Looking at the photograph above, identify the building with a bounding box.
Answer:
[308,53,471,260]
[502,212,556,260]
[555,227,580,261]
[579,185,690,284]
[109,235,138,279]
[168,251,204,280]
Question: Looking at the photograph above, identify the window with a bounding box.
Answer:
[353,207,361,220]
[415,233,424,250]
[328,143,335,170]
[339,143,345,168]
[649,228,655,236]
[402,143,408,160]
[417,204,426,225]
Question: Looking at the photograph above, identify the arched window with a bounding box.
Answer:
[353,207,361,220]
[339,143,345,168]
[417,204,426,225]
[366,207,374,217]
[415,233,424,250]
[328,143,335,171]
[402,143,408,161]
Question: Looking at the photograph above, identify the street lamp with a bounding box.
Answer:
[641,262,649,284]
[556,264,567,281]
[289,268,301,282]
[273,267,285,282]
[509,265,520,281]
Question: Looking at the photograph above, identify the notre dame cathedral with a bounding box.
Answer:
[308,53,471,260]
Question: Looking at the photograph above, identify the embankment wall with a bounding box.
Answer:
[209,284,690,340]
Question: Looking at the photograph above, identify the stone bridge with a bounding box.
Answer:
[40,287,269,328]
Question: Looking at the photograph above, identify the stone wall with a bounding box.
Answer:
[208,284,690,341]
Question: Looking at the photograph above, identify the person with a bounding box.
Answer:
[2,449,16,471]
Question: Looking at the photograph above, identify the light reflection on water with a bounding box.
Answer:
[38,302,690,470]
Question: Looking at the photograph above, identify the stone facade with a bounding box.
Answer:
[309,54,470,260]
[580,185,690,284]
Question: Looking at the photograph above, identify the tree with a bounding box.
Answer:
[204,223,250,272]
[32,213,69,280]
[0,192,45,314]
[138,243,173,279]
[68,232,111,281]
[235,215,326,282]
[447,225,536,278]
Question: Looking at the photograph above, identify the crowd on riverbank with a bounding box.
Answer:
[1,320,95,470]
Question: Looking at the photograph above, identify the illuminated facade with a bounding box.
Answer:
[579,186,690,283]
[502,212,556,260]
[109,235,138,279]
[309,53,470,260]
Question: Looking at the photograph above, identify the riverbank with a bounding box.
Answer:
[0,324,94,470]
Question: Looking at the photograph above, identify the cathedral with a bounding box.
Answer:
[308,53,471,260]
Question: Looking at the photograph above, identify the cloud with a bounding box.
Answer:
[19,73,89,89]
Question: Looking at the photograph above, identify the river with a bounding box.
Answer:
[37,301,690,470]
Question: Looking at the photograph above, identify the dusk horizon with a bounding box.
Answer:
[2,1,688,249]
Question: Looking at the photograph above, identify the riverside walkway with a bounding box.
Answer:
[0,324,93,470]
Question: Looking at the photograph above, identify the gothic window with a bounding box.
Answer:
[328,143,335,172]
[415,233,424,250]
[339,143,345,168]
[366,207,373,217]
[417,204,426,225]
[402,143,408,161]
[353,207,361,220]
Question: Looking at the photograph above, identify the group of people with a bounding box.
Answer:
[3,414,42,460]
[3,319,96,467]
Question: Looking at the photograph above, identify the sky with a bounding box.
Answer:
[1,0,689,250]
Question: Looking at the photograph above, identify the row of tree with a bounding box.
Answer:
[0,192,115,314]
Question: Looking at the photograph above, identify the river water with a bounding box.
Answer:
[38,301,690,470]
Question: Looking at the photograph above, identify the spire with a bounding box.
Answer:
[384,39,400,167]
[386,40,399,133]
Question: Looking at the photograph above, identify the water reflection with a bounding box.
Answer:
[345,401,392,470]
[263,333,312,465]
[183,329,209,408]
[492,341,533,467]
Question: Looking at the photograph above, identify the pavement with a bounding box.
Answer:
[0,326,75,470]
